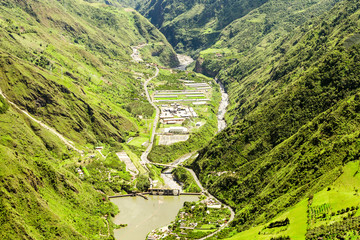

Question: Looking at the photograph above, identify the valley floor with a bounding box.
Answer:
[110,51,235,239]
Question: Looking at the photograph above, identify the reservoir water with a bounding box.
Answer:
[111,195,199,240]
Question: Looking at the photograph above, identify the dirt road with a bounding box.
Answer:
[0,88,82,153]
[131,44,148,62]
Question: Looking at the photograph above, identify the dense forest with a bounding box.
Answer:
[136,0,270,54]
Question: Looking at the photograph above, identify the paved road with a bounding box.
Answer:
[140,66,160,168]
[171,152,197,167]
[186,168,235,239]
[139,66,186,191]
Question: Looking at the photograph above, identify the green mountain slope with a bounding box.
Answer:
[191,0,360,238]
[0,0,178,146]
[136,0,269,54]
[0,0,178,238]
[0,105,119,239]
[195,0,340,77]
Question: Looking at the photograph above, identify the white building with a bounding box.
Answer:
[164,127,189,134]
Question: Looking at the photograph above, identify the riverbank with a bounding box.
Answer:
[147,199,231,240]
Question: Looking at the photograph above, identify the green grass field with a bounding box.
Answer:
[128,137,148,148]
[122,144,147,174]
[228,160,360,240]
[229,199,307,240]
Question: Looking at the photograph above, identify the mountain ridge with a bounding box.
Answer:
[190,0,360,238]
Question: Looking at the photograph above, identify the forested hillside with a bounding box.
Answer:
[195,0,340,77]
[192,0,360,238]
[0,0,178,238]
[136,0,269,54]
[0,0,178,146]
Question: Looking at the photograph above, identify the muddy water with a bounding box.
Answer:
[111,195,199,240]
[176,54,194,70]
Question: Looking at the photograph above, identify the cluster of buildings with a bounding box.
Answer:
[179,221,198,230]
[147,198,227,240]
[202,197,222,209]
[147,226,174,240]
[159,103,198,125]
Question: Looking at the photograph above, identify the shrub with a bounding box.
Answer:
[0,95,9,114]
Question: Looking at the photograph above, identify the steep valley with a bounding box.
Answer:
[2,0,360,239]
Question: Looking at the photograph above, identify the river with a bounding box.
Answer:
[111,195,199,240]
[217,80,229,133]
[175,54,194,71]
[175,54,229,132]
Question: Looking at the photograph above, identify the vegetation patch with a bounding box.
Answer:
[173,167,201,193]
[83,152,133,195]
[0,95,8,114]
[148,200,231,239]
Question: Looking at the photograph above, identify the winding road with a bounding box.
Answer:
[140,65,160,168]
[139,65,185,191]
[186,167,235,239]
[130,48,234,239]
